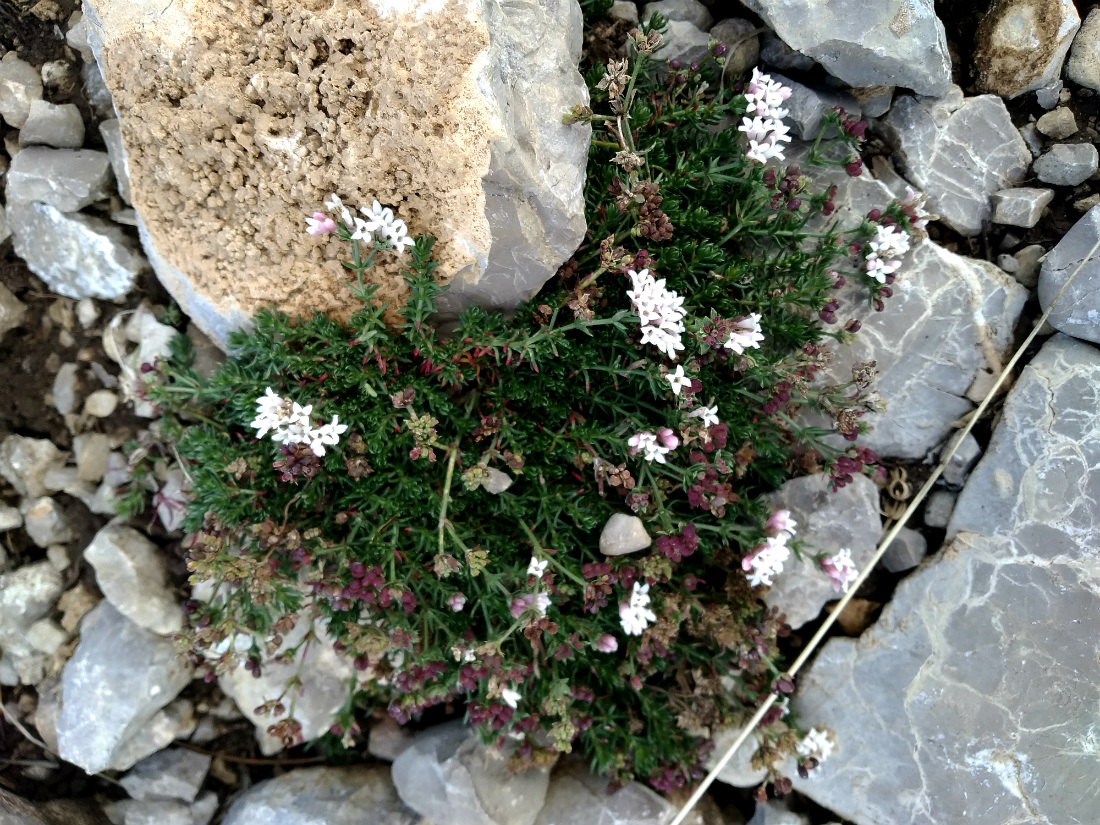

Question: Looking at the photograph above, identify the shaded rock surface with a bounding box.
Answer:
[58,602,194,774]
[1038,203,1100,342]
[880,89,1031,236]
[6,147,114,212]
[1032,142,1098,186]
[990,187,1053,228]
[84,0,590,347]
[974,0,1080,98]
[534,757,675,825]
[790,334,1100,825]
[740,0,951,96]
[764,473,881,629]
[120,748,211,802]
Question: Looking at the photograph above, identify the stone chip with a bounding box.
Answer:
[6,147,114,212]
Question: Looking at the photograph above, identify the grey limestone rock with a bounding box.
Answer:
[791,334,1100,825]
[939,431,982,488]
[1067,8,1100,90]
[974,0,1080,98]
[0,505,21,532]
[609,1,639,24]
[0,281,27,341]
[654,19,711,67]
[747,800,809,825]
[1032,142,1099,186]
[708,725,768,788]
[222,766,417,825]
[9,201,145,300]
[742,0,951,96]
[21,497,73,548]
[759,32,813,72]
[1038,203,1100,342]
[6,147,114,212]
[770,74,859,141]
[58,601,194,774]
[18,100,85,149]
[98,119,130,204]
[764,473,881,629]
[0,54,43,128]
[81,61,115,121]
[1013,243,1046,289]
[107,799,193,825]
[880,90,1031,236]
[534,757,674,825]
[106,698,197,772]
[1034,79,1062,109]
[879,526,927,573]
[0,562,64,637]
[83,522,182,635]
[52,362,81,415]
[599,513,652,556]
[850,85,893,118]
[392,721,551,825]
[1018,122,1043,157]
[368,716,414,762]
[709,18,760,77]
[0,435,64,498]
[1035,106,1078,139]
[120,748,211,802]
[642,0,711,30]
[990,187,1054,228]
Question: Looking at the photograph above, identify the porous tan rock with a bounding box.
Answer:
[974,0,1080,98]
[83,0,590,347]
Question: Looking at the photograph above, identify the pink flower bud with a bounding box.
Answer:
[595,634,618,653]
[449,593,467,612]
[306,211,337,236]
[657,428,679,450]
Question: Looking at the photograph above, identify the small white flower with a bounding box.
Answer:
[359,199,395,233]
[724,313,765,355]
[822,548,859,593]
[527,557,549,578]
[628,581,650,608]
[309,415,349,457]
[665,365,692,396]
[627,269,687,360]
[324,193,355,227]
[797,727,835,763]
[628,431,671,464]
[501,687,521,708]
[743,534,790,588]
[688,404,720,428]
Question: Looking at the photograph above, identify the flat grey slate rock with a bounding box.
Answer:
[1038,203,1100,343]
[6,146,114,212]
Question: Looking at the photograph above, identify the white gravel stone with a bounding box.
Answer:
[0,54,43,128]
[0,281,25,341]
[0,435,65,498]
[480,467,513,494]
[83,388,119,417]
[1013,243,1046,289]
[26,618,68,655]
[120,747,211,802]
[18,100,85,149]
[76,298,99,328]
[923,489,957,528]
[74,433,111,482]
[6,147,114,212]
[21,497,73,547]
[47,544,71,571]
[1033,142,1099,186]
[608,1,638,24]
[52,362,81,415]
[0,505,22,532]
[990,187,1054,228]
[1035,106,1078,139]
[599,512,652,556]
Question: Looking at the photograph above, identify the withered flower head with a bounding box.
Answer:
[596,58,630,98]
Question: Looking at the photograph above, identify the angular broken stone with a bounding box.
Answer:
[73,432,111,482]
[98,118,131,204]
[6,147,114,212]
[990,187,1054,228]
[107,698,197,772]
[83,522,183,635]
[58,601,194,774]
[534,757,674,825]
[52,362,82,415]
[392,721,552,825]
[1067,8,1100,90]
[1032,142,1099,186]
[0,561,64,637]
[1035,106,1078,139]
[879,526,928,574]
[764,473,881,629]
[9,201,146,299]
[641,0,711,30]
[1013,243,1046,289]
[0,505,21,532]
[974,0,1080,98]
[222,766,417,825]
[654,18,712,67]
[0,280,27,340]
[18,100,86,149]
[0,54,44,128]
[790,334,1100,825]
[0,435,65,498]
[1038,204,1100,343]
[85,0,589,348]
[21,497,73,548]
[741,0,951,96]
[880,89,1031,236]
[939,431,982,488]
[120,747,211,802]
[599,513,652,556]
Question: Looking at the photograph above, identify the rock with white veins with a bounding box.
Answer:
[990,187,1054,228]
[6,147,114,212]
[1038,204,1100,343]
[740,0,951,96]
[879,88,1032,236]
[790,334,1100,825]
[8,202,146,299]
[83,522,182,635]
[1032,142,1099,186]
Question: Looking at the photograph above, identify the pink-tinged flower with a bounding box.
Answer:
[766,509,797,538]
[306,212,336,236]
[595,634,619,653]
[656,427,680,450]
[449,593,467,611]
[510,592,551,618]
[820,548,859,593]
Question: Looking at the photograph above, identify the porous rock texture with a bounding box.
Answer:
[974,0,1080,98]
[83,0,590,347]
[789,334,1100,825]
[740,0,951,97]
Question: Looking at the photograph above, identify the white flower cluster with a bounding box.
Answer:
[251,387,348,457]
[724,313,765,355]
[743,516,797,588]
[628,429,678,464]
[619,581,657,636]
[796,727,835,764]
[687,403,719,428]
[740,68,793,164]
[627,268,686,360]
[865,224,911,283]
[822,547,860,593]
[319,194,415,254]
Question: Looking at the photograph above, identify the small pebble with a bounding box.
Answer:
[76,298,99,328]
[996,253,1019,273]
[1036,107,1078,140]
[58,329,74,348]
[83,389,118,418]
[1012,244,1045,289]
[0,504,22,531]
[1074,193,1100,212]
[47,544,70,571]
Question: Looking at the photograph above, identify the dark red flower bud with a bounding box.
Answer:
[846,159,863,177]
[880,286,893,298]
[845,119,869,139]
[668,59,683,70]
[689,61,700,72]
[787,198,802,210]
[712,42,728,57]
[873,298,885,312]
[845,319,862,333]
[675,73,687,85]
[866,208,882,221]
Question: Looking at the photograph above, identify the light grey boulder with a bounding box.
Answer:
[609,1,639,24]
[120,748,211,802]
[58,601,194,774]
[708,725,768,788]
[84,522,182,635]
[879,526,927,573]
[1035,106,1077,139]
[741,0,951,96]
[9,201,146,299]
[6,147,114,212]
[98,119,130,204]
[880,90,1031,236]
[0,54,44,128]
[600,513,652,556]
[654,19,712,67]
[18,100,85,149]
[709,18,760,77]
[764,473,881,629]
[770,73,859,140]
[1038,204,1100,342]
[747,800,809,825]
[0,435,64,498]
[534,757,674,825]
[0,505,21,532]
[1013,243,1046,289]
[222,766,417,825]
[1067,8,1100,90]
[1033,142,1099,186]
[392,720,551,825]
[974,0,1079,98]
[990,187,1054,228]
[791,334,1100,825]
[0,281,27,340]
[642,0,711,30]
[21,497,73,547]
[759,32,814,72]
